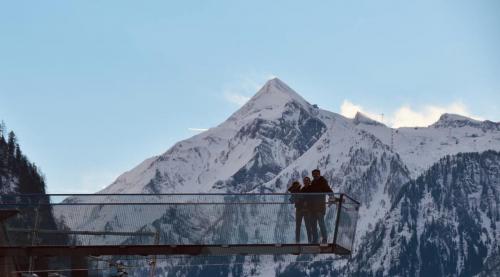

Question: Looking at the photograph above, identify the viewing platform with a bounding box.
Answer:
[0,193,359,263]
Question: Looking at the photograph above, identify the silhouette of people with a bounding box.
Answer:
[288,179,313,243]
[301,176,314,243]
[303,169,333,244]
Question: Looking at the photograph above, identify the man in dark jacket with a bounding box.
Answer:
[304,169,333,244]
[288,179,313,243]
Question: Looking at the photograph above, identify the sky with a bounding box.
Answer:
[0,0,499,193]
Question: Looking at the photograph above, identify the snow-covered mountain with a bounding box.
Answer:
[355,112,500,178]
[349,150,500,277]
[75,78,499,197]
[100,78,326,194]
[89,78,499,197]
[281,150,500,277]
[56,78,500,276]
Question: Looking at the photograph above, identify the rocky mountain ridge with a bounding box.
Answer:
[55,78,500,276]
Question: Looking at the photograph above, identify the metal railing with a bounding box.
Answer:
[0,193,360,257]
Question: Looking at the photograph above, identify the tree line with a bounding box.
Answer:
[0,121,46,194]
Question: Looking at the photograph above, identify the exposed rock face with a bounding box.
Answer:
[432,113,500,131]
[353,112,384,126]
[348,151,500,277]
[53,78,500,276]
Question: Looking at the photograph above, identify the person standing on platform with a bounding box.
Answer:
[304,169,333,244]
[301,176,314,243]
[288,180,313,243]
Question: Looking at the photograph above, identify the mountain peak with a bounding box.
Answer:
[439,113,475,122]
[252,77,309,105]
[353,112,384,126]
[264,77,287,88]
[431,113,481,128]
[432,113,500,130]
[227,78,311,122]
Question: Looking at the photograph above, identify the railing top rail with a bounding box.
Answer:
[1,192,340,196]
[1,202,329,206]
[340,193,361,205]
[0,193,360,206]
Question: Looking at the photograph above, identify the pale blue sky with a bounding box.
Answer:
[1,1,499,193]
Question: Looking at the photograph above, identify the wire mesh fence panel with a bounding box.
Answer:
[0,193,357,248]
[333,195,360,254]
[1,193,360,275]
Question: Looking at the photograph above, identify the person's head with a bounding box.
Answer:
[303,176,311,186]
[290,181,301,191]
[312,169,321,179]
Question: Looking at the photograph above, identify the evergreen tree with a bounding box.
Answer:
[0,120,5,138]
[7,131,16,152]
[0,133,6,171]
[0,121,68,276]
[15,143,22,160]
[7,131,16,168]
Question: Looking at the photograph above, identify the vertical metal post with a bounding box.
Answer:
[349,201,360,255]
[28,203,41,274]
[332,194,344,248]
[0,211,18,277]
[149,231,160,277]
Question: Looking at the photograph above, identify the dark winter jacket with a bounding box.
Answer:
[303,176,333,213]
[288,185,307,209]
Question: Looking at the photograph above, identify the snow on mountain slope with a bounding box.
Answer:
[75,79,500,198]
[99,78,321,194]
[352,112,500,178]
[56,78,328,231]
[348,151,500,277]
[254,110,411,240]
[54,78,500,276]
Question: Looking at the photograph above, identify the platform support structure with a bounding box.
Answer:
[332,193,343,252]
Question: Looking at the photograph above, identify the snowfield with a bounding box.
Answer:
[54,78,500,276]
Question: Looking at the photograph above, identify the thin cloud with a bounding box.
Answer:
[340,100,482,128]
[340,100,384,122]
[188,128,209,132]
[390,102,482,127]
[223,74,275,106]
[224,92,251,106]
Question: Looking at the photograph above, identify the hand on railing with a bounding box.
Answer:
[327,195,344,207]
[327,195,336,207]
